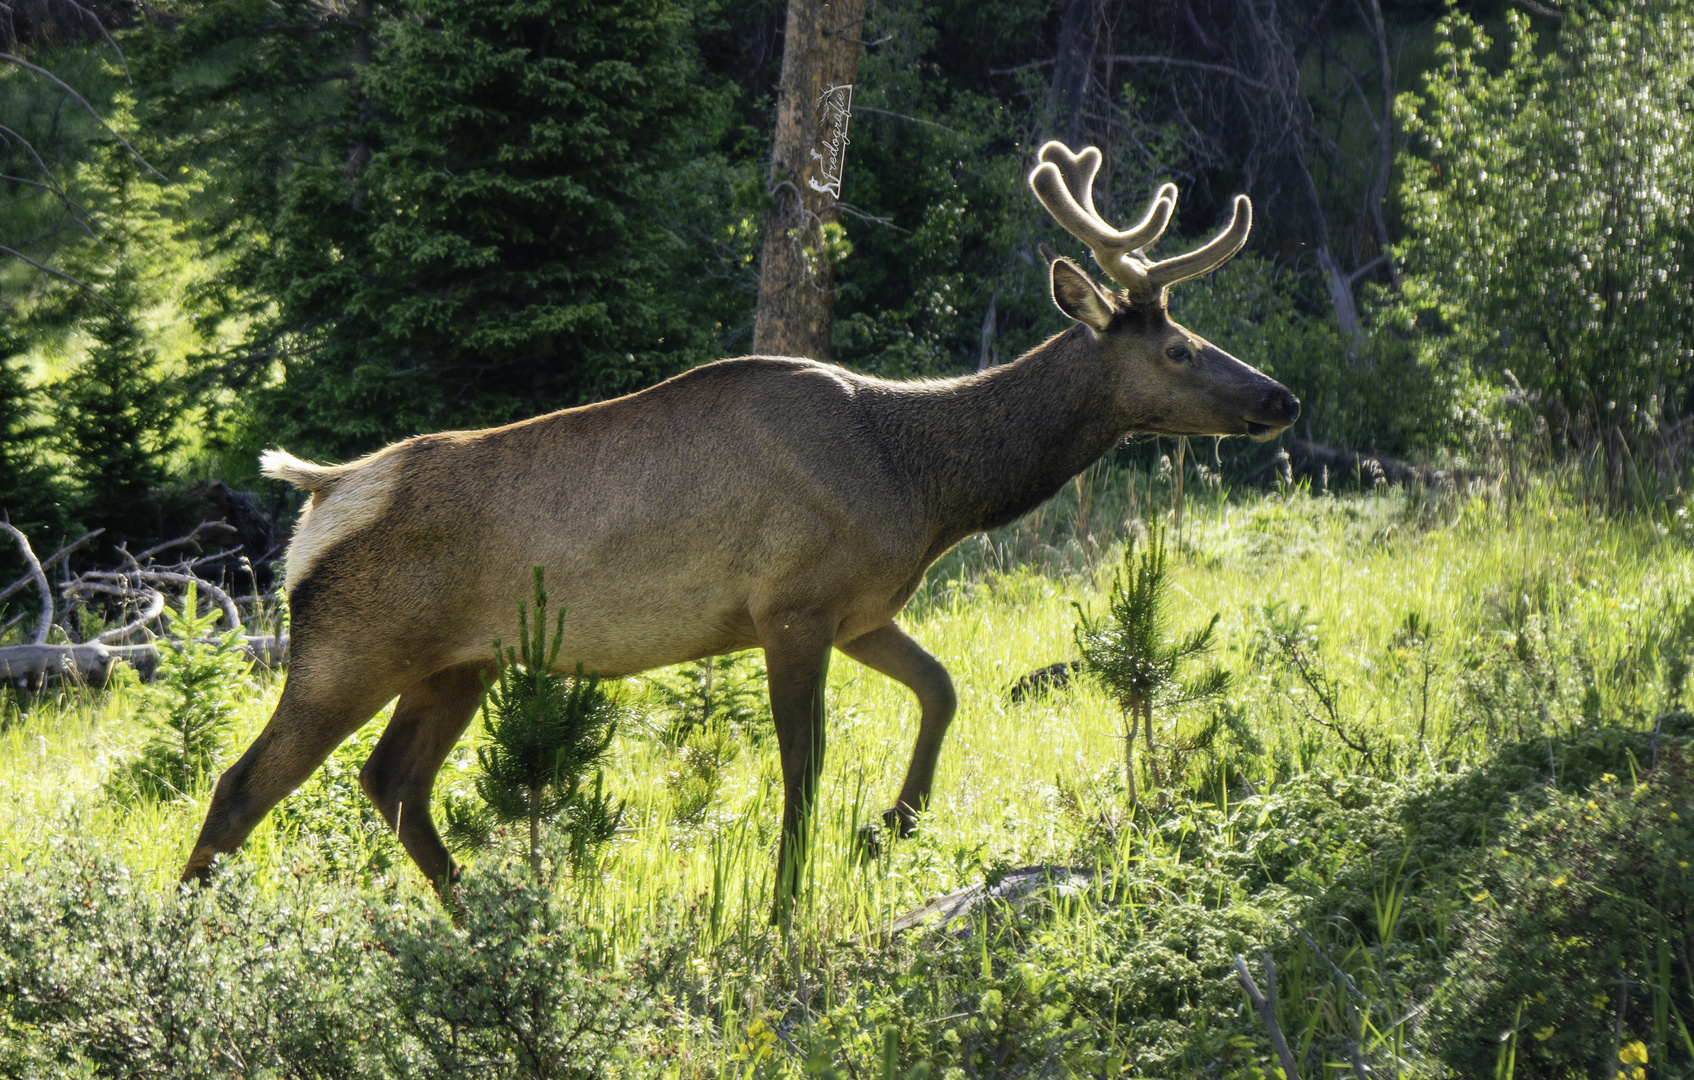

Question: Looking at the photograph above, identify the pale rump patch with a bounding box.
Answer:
[263,448,403,595]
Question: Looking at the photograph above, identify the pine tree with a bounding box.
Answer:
[51,268,177,548]
[168,0,712,460]
[445,567,623,879]
[0,323,65,545]
[108,584,253,803]
[1074,528,1231,806]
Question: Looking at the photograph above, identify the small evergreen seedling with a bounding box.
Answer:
[445,567,623,879]
[1075,527,1230,806]
[109,583,252,803]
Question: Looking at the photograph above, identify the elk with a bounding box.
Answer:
[181,142,1298,913]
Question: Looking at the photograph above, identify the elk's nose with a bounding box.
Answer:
[1265,386,1300,424]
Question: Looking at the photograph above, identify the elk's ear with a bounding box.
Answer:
[1050,257,1115,332]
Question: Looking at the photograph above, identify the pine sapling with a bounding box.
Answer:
[108,583,252,803]
[1074,527,1231,807]
[444,567,623,879]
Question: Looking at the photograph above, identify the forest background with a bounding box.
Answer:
[2,0,1690,570]
[3,2,1694,1077]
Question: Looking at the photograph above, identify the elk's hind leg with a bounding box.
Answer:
[183,663,398,882]
[358,662,490,893]
[838,621,957,837]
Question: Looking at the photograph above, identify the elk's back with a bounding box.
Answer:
[279,358,923,679]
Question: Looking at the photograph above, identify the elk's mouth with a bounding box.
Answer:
[1243,420,1290,442]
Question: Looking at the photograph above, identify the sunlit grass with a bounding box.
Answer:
[1,480,1687,979]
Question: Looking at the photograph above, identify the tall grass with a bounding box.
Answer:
[1,477,1689,1074]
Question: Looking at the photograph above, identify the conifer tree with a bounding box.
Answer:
[1075,528,1231,806]
[0,324,64,545]
[108,583,253,803]
[51,268,177,548]
[446,567,623,879]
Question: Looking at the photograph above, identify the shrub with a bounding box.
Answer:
[1397,0,1694,470]
[1074,526,1229,804]
[1433,743,1694,1077]
[0,850,383,1078]
[372,859,686,1080]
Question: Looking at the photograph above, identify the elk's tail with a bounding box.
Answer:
[260,449,352,494]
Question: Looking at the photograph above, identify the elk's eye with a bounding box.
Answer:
[1165,345,1190,361]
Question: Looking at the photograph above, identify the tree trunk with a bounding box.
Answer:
[1122,694,1141,807]
[1050,0,1103,146]
[753,0,866,361]
[1295,154,1366,355]
[529,786,543,878]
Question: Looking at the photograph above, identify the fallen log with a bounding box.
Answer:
[0,635,288,687]
[1283,438,1457,489]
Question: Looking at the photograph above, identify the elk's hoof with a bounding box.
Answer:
[882,804,919,839]
[853,824,884,865]
[179,848,220,887]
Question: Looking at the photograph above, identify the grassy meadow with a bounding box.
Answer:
[1,470,1692,1078]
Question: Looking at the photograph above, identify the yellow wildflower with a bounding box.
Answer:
[1550,874,1567,887]
[1533,1025,1556,1041]
[1620,1041,1649,1065]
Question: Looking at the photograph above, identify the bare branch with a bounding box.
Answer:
[0,522,53,646]
[1102,55,1271,93]
[137,521,238,562]
[0,52,166,181]
[94,588,164,643]
[853,105,957,134]
[1347,251,1390,286]
[0,244,119,311]
[1234,953,1303,1080]
[50,0,130,82]
[0,529,102,605]
[78,569,243,633]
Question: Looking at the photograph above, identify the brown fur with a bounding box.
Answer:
[182,255,1297,915]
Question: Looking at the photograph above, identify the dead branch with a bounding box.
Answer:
[94,588,164,643]
[1234,952,1303,1080]
[0,122,97,236]
[0,53,165,181]
[70,570,243,633]
[136,521,238,563]
[2,524,283,686]
[0,529,102,607]
[1103,54,1270,92]
[0,244,119,311]
[0,523,52,646]
[0,635,289,686]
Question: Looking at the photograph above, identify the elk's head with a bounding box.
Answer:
[1029,142,1299,441]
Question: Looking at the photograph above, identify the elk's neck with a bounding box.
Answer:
[882,326,1124,547]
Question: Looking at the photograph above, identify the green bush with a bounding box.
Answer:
[0,852,382,1078]
[442,568,623,879]
[373,860,685,1080]
[0,842,690,1078]
[1397,0,1694,459]
[1433,743,1694,1077]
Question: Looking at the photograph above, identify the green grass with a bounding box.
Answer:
[2,476,1691,1077]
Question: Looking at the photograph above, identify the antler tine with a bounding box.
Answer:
[1037,141,1104,220]
[1030,150,1176,296]
[1145,194,1253,289]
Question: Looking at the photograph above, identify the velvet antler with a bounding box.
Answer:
[1029,140,1251,303]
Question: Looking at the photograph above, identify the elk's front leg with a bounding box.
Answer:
[759,610,835,925]
[838,621,957,837]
